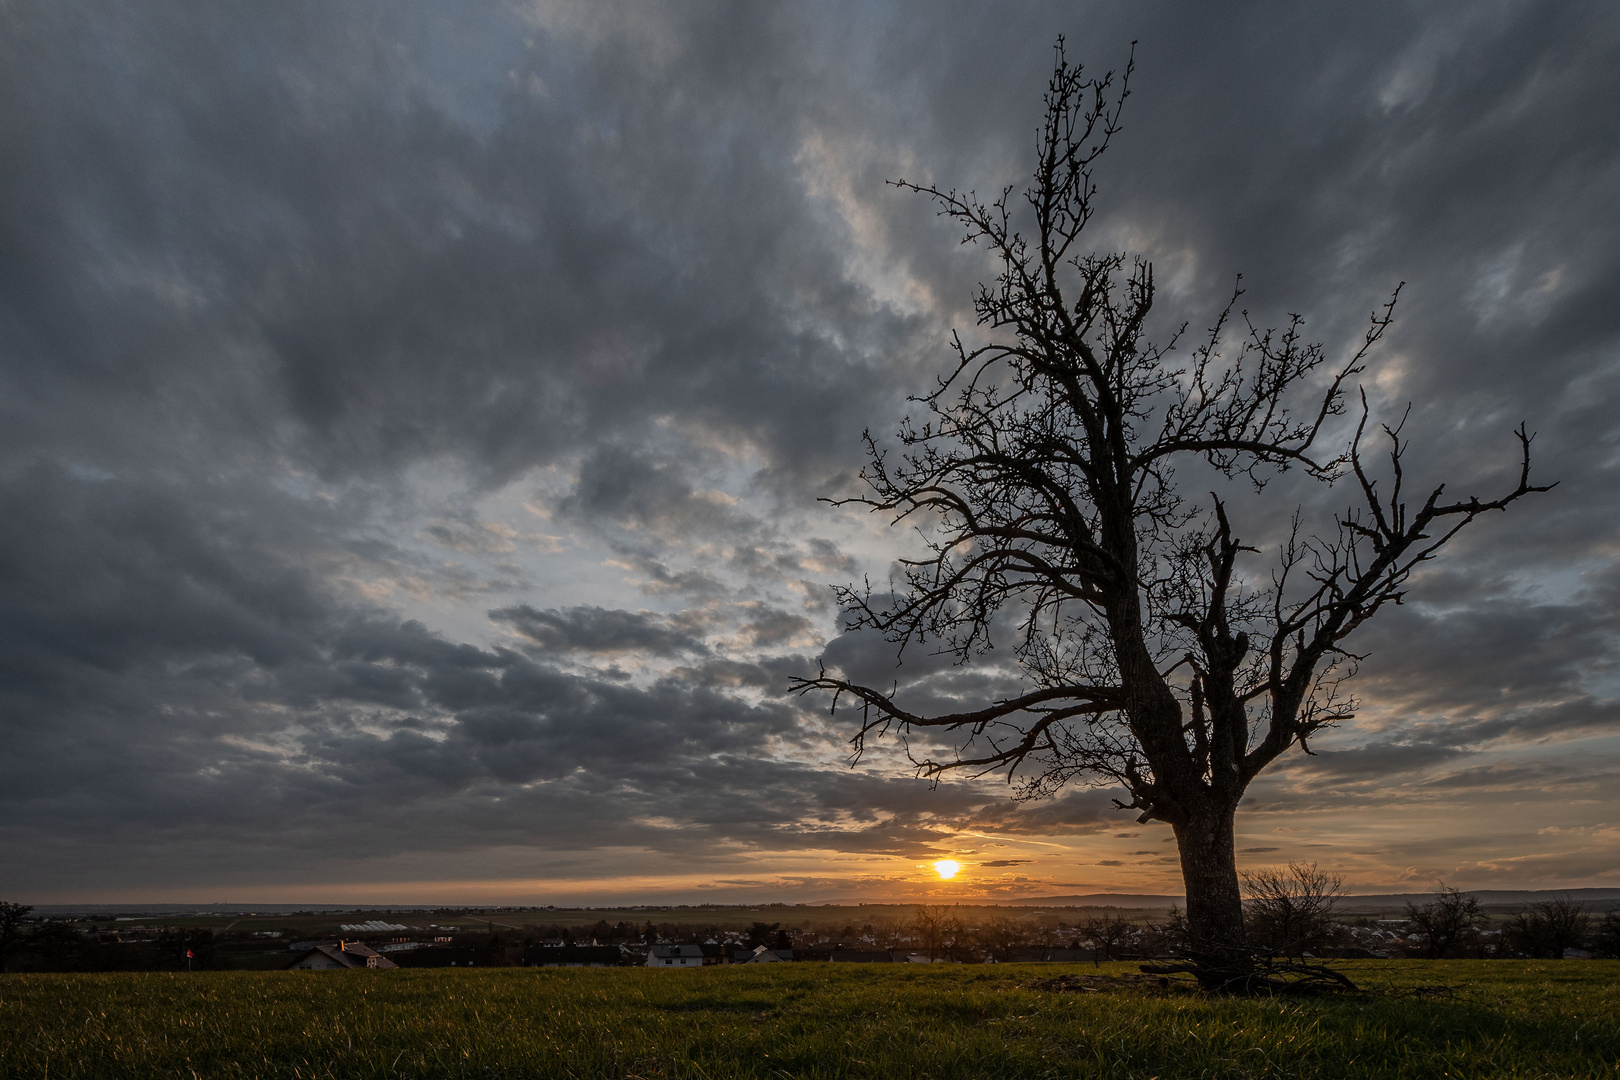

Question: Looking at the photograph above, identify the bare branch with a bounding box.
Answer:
[795,39,1551,978]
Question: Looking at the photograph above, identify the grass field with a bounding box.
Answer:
[3,961,1617,1079]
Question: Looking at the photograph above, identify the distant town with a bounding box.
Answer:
[6,890,1619,972]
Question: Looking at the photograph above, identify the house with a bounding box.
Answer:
[524,944,625,967]
[733,945,790,963]
[646,943,724,967]
[285,942,397,970]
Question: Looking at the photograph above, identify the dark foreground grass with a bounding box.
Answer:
[2,960,1617,1079]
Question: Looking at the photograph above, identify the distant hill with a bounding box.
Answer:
[1336,889,1620,911]
[1000,894,1184,908]
[28,887,1620,919]
[1001,888,1620,911]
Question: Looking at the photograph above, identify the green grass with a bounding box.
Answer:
[2,961,1617,1078]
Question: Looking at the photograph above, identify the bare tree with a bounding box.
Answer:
[1406,884,1487,958]
[793,38,1549,985]
[1242,862,1344,958]
[975,916,1029,963]
[0,901,32,971]
[1591,910,1620,959]
[1505,894,1590,959]
[1152,906,1191,958]
[909,904,965,960]
[1081,912,1136,961]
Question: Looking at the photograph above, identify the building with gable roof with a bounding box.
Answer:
[645,943,724,967]
[285,941,398,970]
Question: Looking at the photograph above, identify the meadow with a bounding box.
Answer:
[2,960,1617,1079]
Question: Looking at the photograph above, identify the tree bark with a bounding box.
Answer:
[1173,801,1248,986]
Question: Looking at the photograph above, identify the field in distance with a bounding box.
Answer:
[44,901,1182,939]
[45,889,1620,937]
[4,960,1617,1079]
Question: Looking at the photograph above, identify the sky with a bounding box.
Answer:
[2,0,1618,906]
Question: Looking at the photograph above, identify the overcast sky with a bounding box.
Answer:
[3,0,1618,905]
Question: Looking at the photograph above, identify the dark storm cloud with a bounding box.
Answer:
[1288,739,1468,783]
[0,0,920,491]
[0,464,1094,891]
[2,0,1618,895]
[1279,566,1620,767]
[1419,760,1616,792]
[0,476,1031,887]
[561,447,753,538]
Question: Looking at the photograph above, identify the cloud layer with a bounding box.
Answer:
[2,0,1618,901]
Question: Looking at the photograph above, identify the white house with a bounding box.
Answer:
[646,943,721,967]
[736,945,786,963]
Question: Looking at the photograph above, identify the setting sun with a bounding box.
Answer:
[932,859,961,880]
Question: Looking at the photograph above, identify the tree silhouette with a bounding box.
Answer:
[974,915,1029,962]
[1081,912,1136,961]
[1505,894,1590,959]
[1592,910,1620,959]
[1242,862,1344,958]
[1407,884,1487,958]
[908,904,964,960]
[795,38,1549,986]
[0,901,32,971]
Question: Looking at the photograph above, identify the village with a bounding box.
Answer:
[6,892,1617,973]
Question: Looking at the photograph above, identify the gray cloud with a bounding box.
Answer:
[2,0,1618,897]
[493,604,711,656]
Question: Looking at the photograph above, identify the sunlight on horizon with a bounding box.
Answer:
[932,860,961,880]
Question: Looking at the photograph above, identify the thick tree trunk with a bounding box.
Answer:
[1173,801,1248,987]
